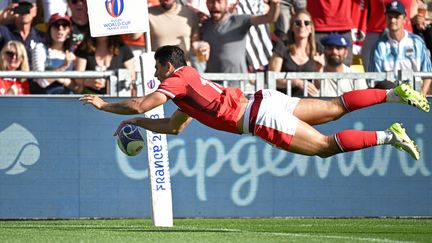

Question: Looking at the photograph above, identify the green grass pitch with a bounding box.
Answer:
[1,218,431,242]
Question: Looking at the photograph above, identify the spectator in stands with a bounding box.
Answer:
[369,0,432,94]
[0,0,44,64]
[67,0,88,50]
[236,0,274,73]
[32,13,76,94]
[74,35,136,95]
[41,0,67,23]
[201,0,280,80]
[307,0,354,66]
[148,0,202,67]
[361,0,417,70]
[0,1,15,25]
[0,41,30,95]
[317,34,368,97]
[275,0,306,39]
[412,0,432,65]
[120,33,146,73]
[268,10,322,96]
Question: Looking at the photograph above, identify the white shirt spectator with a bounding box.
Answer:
[320,64,368,97]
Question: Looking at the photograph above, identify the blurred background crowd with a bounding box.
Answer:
[0,0,431,96]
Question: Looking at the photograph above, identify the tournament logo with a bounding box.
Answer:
[147,79,156,89]
[105,0,124,18]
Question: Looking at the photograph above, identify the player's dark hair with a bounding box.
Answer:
[154,45,187,68]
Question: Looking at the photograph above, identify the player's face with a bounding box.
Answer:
[154,61,173,81]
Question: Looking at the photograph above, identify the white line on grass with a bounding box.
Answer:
[175,226,414,243]
[1,223,418,242]
[254,232,415,243]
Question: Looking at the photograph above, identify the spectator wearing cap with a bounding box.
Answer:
[0,0,44,68]
[316,33,368,97]
[368,0,431,95]
[31,13,77,94]
[361,0,417,71]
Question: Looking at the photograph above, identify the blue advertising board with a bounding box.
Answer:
[0,97,430,218]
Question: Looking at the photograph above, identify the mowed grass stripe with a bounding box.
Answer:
[0,218,431,243]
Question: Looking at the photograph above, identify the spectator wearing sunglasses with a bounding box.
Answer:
[275,0,306,39]
[67,0,89,50]
[32,13,77,94]
[269,10,323,97]
[0,41,30,95]
[0,0,44,67]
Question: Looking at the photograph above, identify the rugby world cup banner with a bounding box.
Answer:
[87,0,149,37]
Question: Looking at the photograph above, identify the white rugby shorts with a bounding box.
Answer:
[243,89,300,150]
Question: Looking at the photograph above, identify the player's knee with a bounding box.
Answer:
[315,136,337,158]
[326,99,346,120]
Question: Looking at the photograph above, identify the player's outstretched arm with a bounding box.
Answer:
[79,92,168,115]
[250,0,280,26]
[116,110,193,135]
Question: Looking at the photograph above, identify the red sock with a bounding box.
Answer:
[335,130,378,152]
[341,89,387,112]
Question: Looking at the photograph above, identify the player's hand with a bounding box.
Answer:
[79,94,106,109]
[114,118,137,136]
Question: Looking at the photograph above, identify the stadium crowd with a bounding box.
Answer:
[0,0,431,96]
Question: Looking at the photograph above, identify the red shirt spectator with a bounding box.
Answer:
[307,0,354,32]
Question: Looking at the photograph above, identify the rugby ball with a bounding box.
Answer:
[116,124,145,156]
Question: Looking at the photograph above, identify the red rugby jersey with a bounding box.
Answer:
[156,66,244,134]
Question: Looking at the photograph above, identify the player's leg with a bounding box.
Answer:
[286,119,341,157]
[249,89,421,159]
[293,83,429,125]
[282,120,420,160]
[292,98,347,125]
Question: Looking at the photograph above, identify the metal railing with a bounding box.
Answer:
[267,69,430,97]
[1,69,431,97]
[0,69,131,96]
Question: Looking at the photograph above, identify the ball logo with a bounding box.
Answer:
[147,79,155,89]
[105,0,124,18]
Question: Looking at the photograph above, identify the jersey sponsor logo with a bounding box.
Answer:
[105,0,124,18]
